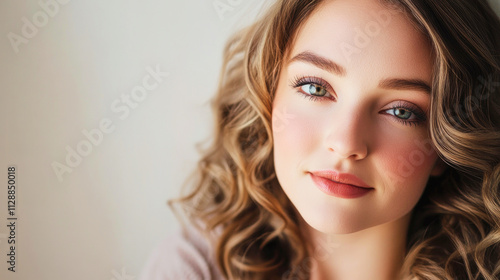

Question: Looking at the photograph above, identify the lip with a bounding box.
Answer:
[309,170,374,198]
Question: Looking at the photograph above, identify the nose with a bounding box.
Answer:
[325,109,369,160]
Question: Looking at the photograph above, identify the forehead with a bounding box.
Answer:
[288,0,433,84]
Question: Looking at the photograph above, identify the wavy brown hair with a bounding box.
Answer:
[170,0,500,279]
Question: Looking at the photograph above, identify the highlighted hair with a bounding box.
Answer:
[171,0,500,279]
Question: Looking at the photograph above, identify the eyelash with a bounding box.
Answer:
[289,75,427,127]
[387,101,427,127]
[290,75,335,102]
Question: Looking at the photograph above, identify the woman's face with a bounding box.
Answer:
[272,0,444,234]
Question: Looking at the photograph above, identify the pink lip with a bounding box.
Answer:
[309,170,373,198]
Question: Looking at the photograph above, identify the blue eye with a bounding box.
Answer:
[300,83,328,97]
[290,76,335,101]
[386,107,413,120]
[383,102,427,127]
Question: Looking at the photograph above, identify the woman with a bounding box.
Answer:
[140,0,500,279]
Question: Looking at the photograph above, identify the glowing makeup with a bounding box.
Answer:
[272,0,443,234]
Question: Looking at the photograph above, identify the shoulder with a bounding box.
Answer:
[139,226,225,280]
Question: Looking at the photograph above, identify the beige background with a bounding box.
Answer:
[0,1,267,279]
[0,1,498,280]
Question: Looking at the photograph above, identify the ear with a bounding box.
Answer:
[430,157,448,177]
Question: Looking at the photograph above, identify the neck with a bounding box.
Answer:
[301,213,411,280]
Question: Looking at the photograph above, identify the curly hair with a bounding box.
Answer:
[169,0,500,279]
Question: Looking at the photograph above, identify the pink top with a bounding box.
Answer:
[139,227,225,280]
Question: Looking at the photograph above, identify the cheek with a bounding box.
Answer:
[379,137,437,182]
[272,89,328,186]
[272,103,316,172]
[374,132,438,209]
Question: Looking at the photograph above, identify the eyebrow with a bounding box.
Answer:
[378,78,431,94]
[288,51,347,76]
[288,50,431,94]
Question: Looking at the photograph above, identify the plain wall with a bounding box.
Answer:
[0,1,267,279]
[0,1,498,279]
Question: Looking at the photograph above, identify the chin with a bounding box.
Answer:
[298,207,375,235]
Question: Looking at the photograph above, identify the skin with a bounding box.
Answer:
[272,0,446,279]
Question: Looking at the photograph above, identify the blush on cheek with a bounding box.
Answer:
[272,104,319,171]
[370,137,439,225]
[380,136,438,188]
